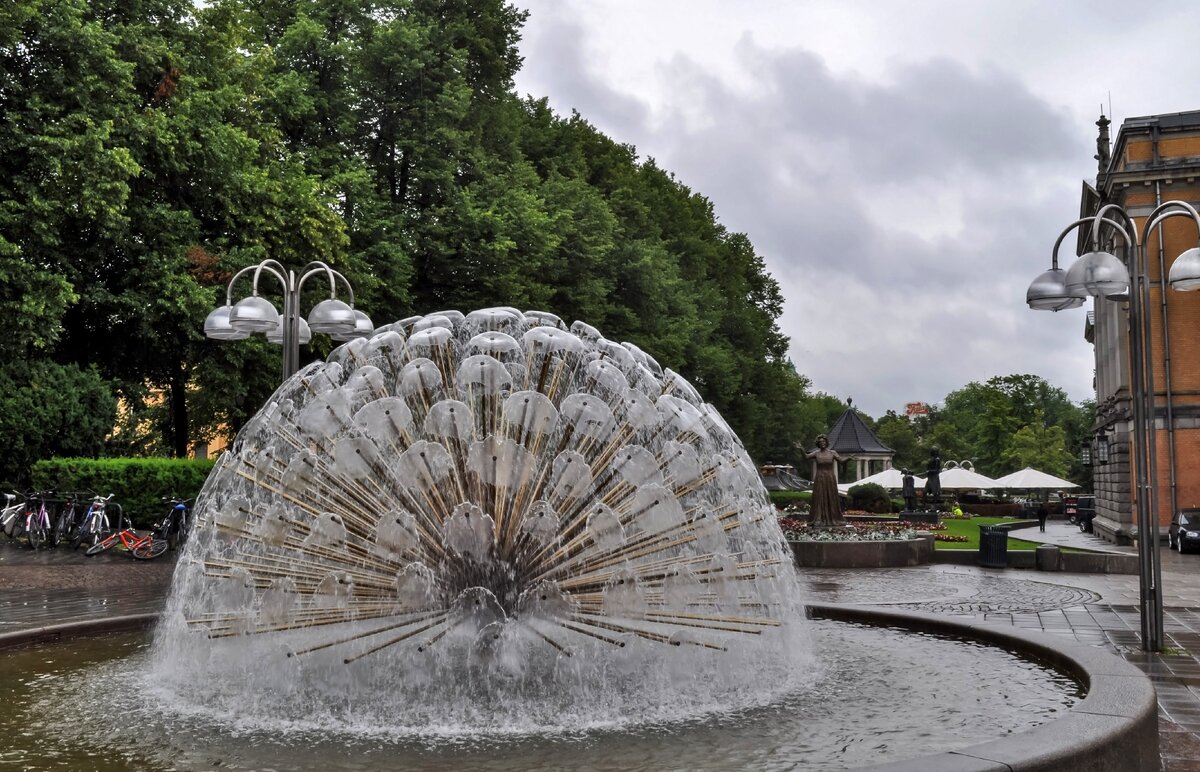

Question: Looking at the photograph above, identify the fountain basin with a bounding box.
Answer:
[0,604,1155,770]
[807,603,1158,771]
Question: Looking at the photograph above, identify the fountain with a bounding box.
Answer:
[150,307,809,730]
[1,307,1154,770]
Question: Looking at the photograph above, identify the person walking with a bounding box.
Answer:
[1037,501,1049,533]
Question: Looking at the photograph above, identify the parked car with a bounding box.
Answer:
[1169,509,1200,553]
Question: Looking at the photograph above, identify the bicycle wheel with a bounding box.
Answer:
[132,538,168,560]
[49,515,65,548]
[85,535,117,556]
[27,524,43,550]
[167,512,189,550]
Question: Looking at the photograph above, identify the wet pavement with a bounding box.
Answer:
[1,521,1199,769]
[0,539,177,631]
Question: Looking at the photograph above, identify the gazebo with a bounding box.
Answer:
[824,401,895,482]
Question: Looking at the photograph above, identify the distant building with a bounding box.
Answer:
[1082,110,1200,543]
[823,405,894,481]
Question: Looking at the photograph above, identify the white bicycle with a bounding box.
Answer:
[0,492,22,539]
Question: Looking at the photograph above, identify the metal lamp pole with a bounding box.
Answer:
[204,259,372,382]
[1028,200,1200,652]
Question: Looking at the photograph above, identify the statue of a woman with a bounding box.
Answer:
[806,434,844,527]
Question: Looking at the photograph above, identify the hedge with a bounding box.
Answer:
[768,490,811,507]
[31,457,216,527]
[962,502,1024,518]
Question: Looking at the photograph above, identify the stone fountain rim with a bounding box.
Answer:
[0,613,157,652]
[0,607,1157,770]
[806,601,1157,772]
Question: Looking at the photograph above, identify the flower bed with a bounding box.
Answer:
[780,516,934,568]
[782,520,919,542]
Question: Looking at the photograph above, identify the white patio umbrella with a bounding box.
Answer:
[991,467,1079,490]
[837,467,924,493]
[936,466,1000,490]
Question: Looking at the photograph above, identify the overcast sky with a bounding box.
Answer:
[509,0,1200,418]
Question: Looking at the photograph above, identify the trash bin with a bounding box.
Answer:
[978,524,1008,568]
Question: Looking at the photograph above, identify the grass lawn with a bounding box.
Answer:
[936,516,1041,551]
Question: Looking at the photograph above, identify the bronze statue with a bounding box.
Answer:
[901,469,917,512]
[923,448,942,510]
[806,434,844,527]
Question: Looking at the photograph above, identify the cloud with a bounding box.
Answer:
[512,3,1112,417]
[513,3,650,137]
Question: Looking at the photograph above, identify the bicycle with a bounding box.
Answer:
[51,492,83,548]
[153,497,192,550]
[0,492,22,540]
[72,493,116,551]
[22,492,52,550]
[84,515,167,560]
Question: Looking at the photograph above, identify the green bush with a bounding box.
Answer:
[0,360,116,487]
[768,490,812,508]
[963,502,1023,518]
[848,482,892,513]
[32,457,216,527]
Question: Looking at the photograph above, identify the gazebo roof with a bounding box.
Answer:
[826,407,893,456]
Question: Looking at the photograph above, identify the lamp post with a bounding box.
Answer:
[203,260,373,382]
[1027,200,1200,652]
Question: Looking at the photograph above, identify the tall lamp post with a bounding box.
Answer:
[203,260,374,382]
[1026,200,1200,652]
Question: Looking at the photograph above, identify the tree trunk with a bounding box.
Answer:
[169,360,189,459]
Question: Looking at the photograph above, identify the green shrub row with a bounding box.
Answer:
[31,457,216,527]
[963,502,1024,518]
[768,490,812,506]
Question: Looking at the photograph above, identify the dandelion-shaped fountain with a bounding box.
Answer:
[151,307,807,732]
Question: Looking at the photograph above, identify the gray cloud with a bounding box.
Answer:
[511,2,1173,418]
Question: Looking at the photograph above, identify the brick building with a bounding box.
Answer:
[1082,111,1200,543]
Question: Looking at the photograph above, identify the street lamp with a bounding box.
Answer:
[1026,200,1200,652]
[204,260,373,381]
[1095,428,1112,466]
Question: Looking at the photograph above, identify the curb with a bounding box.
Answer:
[0,613,159,651]
[807,602,1158,771]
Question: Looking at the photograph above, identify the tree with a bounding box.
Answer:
[1,0,814,473]
[874,411,923,473]
[794,392,847,456]
[932,375,1086,477]
[1000,419,1076,478]
[0,360,116,486]
[1,0,353,456]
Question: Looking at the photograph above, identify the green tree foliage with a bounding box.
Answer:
[999,420,1076,478]
[1,0,350,459]
[873,411,923,472]
[0,361,116,486]
[931,375,1088,478]
[847,482,892,514]
[793,392,848,458]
